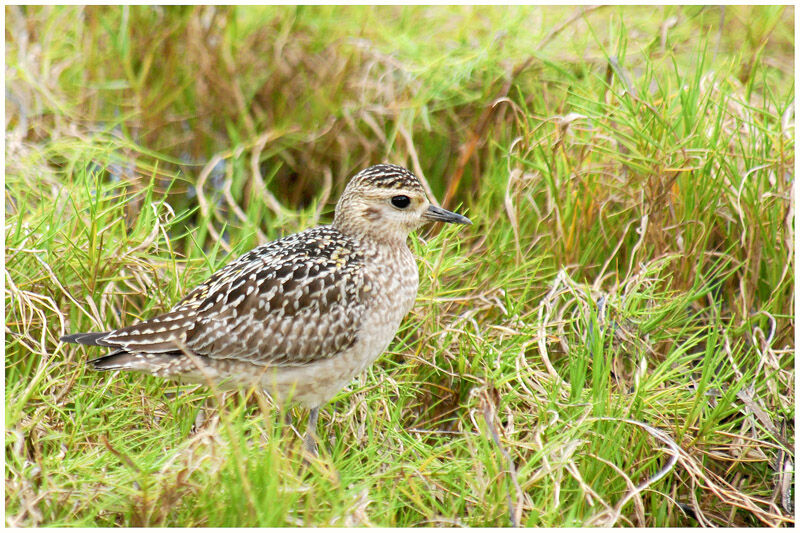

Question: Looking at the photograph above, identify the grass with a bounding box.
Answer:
[5,5,794,527]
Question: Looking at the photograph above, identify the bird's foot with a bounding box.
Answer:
[303,431,319,458]
[302,406,320,463]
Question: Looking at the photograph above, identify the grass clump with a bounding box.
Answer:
[6,5,794,527]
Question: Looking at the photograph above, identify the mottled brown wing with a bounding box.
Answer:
[179,226,371,366]
[96,226,371,367]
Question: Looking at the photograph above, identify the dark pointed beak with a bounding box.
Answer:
[422,204,472,225]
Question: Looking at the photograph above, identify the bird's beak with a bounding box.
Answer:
[422,204,472,225]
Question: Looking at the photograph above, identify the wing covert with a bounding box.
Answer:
[180,226,371,366]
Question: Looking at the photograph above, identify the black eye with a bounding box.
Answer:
[391,195,411,209]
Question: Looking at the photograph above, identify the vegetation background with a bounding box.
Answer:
[5,5,794,527]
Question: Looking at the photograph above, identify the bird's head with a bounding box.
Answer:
[333,164,471,242]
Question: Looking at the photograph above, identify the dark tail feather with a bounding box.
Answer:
[90,350,142,370]
[90,350,179,372]
[61,331,113,346]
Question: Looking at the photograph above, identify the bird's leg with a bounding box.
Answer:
[191,393,218,434]
[303,407,320,457]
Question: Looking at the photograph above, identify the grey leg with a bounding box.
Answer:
[303,407,320,457]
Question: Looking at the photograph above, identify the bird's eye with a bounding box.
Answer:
[391,195,411,209]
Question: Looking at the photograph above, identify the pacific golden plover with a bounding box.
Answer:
[61,164,471,453]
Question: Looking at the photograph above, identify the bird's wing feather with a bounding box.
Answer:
[96,226,371,366]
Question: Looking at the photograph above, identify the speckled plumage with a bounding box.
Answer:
[62,164,471,417]
[62,165,470,453]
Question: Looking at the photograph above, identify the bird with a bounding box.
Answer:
[61,164,471,454]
